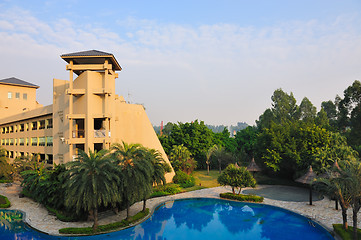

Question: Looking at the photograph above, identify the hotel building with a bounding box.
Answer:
[0,50,174,181]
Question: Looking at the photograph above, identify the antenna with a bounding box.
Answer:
[127,92,133,104]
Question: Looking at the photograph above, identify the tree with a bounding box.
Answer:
[217,164,256,194]
[315,165,352,231]
[235,126,258,159]
[343,160,361,239]
[169,145,197,174]
[337,80,361,155]
[65,149,120,230]
[205,145,217,175]
[205,145,218,175]
[321,100,337,128]
[111,142,153,219]
[167,120,214,168]
[271,89,299,123]
[299,97,316,123]
[142,148,169,211]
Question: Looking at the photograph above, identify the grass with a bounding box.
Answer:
[193,170,221,188]
[0,195,11,208]
[59,208,149,234]
[333,224,361,240]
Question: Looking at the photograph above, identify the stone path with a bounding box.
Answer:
[0,182,359,237]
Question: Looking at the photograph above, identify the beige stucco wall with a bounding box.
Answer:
[0,83,42,118]
[52,69,174,182]
[113,99,175,182]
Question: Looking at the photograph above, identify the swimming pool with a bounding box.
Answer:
[0,198,334,240]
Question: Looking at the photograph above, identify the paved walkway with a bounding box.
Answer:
[0,182,359,236]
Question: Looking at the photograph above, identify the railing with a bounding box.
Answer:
[94,130,106,138]
[72,130,85,138]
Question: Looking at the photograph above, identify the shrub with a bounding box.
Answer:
[0,195,11,208]
[46,206,80,222]
[150,191,171,198]
[333,224,361,240]
[0,179,13,183]
[220,192,263,203]
[173,171,195,188]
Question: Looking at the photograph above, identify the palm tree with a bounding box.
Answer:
[315,171,352,230]
[343,160,361,240]
[142,148,170,211]
[64,149,120,231]
[111,142,153,219]
[205,145,218,175]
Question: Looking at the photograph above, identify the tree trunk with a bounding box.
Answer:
[207,164,210,175]
[92,208,98,231]
[143,198,147,212]
[353,207,358,240]
[219,160,221,174]
[232,187,235,194]
[335,200,338,210]
[341,207,348,230]
[126,202,130,220]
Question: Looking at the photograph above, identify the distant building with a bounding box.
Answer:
[0,50,174,182]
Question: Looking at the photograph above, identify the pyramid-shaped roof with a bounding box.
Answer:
[247,158,261,172]
[0,77,39,88]
[61,50,122,71]
[295,166,317,184]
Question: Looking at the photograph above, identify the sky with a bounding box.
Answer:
[0,0,360,126]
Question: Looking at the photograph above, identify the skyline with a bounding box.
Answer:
[0,0,360,126]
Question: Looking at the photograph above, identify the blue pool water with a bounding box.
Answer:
[0,198,334,240]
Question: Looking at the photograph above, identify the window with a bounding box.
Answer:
[8,92,12,99]
[23,93,27,100]
[47,119,53,129]
[15,92,20,99]
[39,137,45,146]
[19,124,24,132]
[47,154,53,165]
[31,137,37,146]
[9,139,14,146]
[46,136,53,146]
[32,121,37,130]
[19,138,24,146]
[39,120,45,130]
[9,126,13,133]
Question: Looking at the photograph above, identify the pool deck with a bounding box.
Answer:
[0,182,359,237]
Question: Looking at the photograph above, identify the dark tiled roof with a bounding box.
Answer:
[0,77,39,88]
[61,50,113,57]
[61,50,122,71]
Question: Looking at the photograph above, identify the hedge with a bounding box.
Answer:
[59,208,149,235]
[0,195,11,208]
[220,192,264,203]
[46,206,79,222]
[333,224,361,240]
[0,179,12,183]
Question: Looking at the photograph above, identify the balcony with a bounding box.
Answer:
[94,130,106,138]
[72,130,85,138]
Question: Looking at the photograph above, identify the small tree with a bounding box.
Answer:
[169,145,197,174]
[217,164,256,194]
[205,145,218,175]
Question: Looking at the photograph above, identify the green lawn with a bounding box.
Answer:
[193,170,221,188]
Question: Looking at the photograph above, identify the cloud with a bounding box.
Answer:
[0,6,360,125]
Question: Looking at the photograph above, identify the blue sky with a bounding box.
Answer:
[0,0,360,125]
